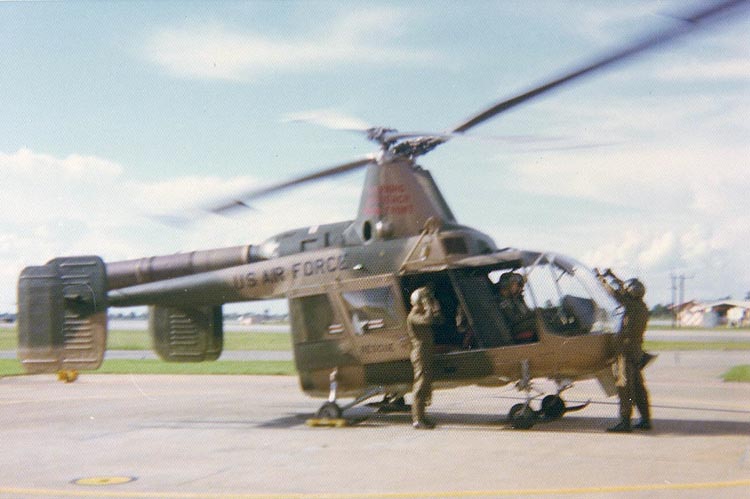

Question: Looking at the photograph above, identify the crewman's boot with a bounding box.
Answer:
[412,401,435,430]
[606,420,632,433]
[633,418,652,430]
[413,418,436,430]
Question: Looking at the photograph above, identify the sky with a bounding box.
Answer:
[1,1,748,314]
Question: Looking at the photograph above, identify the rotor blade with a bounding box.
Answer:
[206,155,376,215]
[281,109,372,133]
[450,0,748,134]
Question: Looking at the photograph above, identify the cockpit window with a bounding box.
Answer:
[341,286,401,334]
[522,255,621,335]
[488,254,621,335]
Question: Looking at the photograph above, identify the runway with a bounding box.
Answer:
[1,351,749,498]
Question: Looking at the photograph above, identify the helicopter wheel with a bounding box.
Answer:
[315,401,343,419]
[508,403,537,430]
[540,395,566,420]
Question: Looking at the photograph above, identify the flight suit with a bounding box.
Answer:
[407,302,443,427]
[498,296,536,343]
[596,270,652,432]
[615,295,651,426]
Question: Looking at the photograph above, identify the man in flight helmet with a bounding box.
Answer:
[625,278,646,300]
[496,272,536,343]
[407,286,444,429]
[595,268,653,433]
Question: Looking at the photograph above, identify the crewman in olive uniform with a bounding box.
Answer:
[407,286,444,429]
[596,268,652,432]
[497,272,536,343]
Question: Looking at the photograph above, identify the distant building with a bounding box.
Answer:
[0,313,16,323]
[677,300,750,327]
[239,315,256,325]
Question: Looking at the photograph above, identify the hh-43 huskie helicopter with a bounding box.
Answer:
[17,0,747,429]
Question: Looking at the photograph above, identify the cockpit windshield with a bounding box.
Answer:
[490,252,622,336]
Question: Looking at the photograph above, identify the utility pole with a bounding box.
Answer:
[671,273,695,328]
[670,274,678,328]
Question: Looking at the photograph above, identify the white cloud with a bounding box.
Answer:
[637,231,678,269]
[145,9,439,81]
[0,148,360,312]
[0,148,124,226]
[479,85,749,304]
[2,147,121,178]
[579,221,750,304]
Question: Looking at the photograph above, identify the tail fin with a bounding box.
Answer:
[17,256,107,373]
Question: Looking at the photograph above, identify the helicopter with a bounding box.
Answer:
[16,0,747,430]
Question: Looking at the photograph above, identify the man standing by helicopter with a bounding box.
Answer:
[407,286,444,429]
[596,268,653,433]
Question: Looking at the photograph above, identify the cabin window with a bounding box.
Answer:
[341,286,400,334]
[289,294,344,342]
[442,236,468,255]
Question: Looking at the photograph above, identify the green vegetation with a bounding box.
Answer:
[0,328,17,350]
[644,341,750,351]
[0,358,295,377]
[0,360,22,376]
[0,327,291,351]
[97,359,295,375]
[722,365,750,382]
[3,324,749,378]
[648,324,750,331]
[5,325,749,351]
[105,329,292,351]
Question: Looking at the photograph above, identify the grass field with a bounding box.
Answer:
[648,324,750,331]
[0,358,295,377]
[643,340,750,351]
[722,365,750,382]
[3,326,749,352]
[0,327,291,351]
[2,325,749,381]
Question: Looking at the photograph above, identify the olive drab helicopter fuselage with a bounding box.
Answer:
[16,0,748,429]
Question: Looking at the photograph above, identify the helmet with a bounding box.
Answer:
[498,272,523,289]
[508,272,525,287]
[500,272,524,287]
[497,272,512,291]
[410,286,434,307]
[624,278,646,299]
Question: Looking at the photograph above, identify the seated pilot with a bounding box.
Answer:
[496,272,536,343]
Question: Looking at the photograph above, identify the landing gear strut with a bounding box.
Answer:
[508,360,539,429]
[315,401,343,419]
[314,368,385,420]
[367,393,410,413]
[506,369,590,429]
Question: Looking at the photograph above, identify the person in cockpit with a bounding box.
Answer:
[496,272,536,343]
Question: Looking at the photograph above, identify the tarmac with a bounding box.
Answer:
[1,351,749,499]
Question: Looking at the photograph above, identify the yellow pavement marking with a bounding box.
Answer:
[1,479,749,498]
[72,476,136,486]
